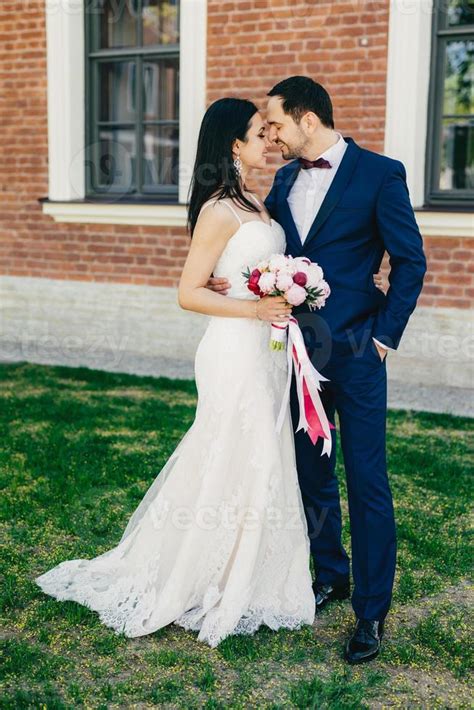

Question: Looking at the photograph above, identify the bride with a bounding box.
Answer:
[34,98,316,648]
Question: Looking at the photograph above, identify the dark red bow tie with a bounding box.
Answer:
[298,157,332,170]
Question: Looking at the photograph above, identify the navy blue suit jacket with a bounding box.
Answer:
[264,137,427,358]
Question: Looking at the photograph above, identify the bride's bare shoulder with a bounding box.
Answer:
[199,197,234,220]
[194,198,240,243]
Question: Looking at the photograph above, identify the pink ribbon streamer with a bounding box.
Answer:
[275,316,335,456]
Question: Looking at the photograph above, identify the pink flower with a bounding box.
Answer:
[276,272,294,291]
[258,271,277,293]
[285,283,307,306]
[293,271,308,287]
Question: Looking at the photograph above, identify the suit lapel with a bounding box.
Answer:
[279,162,301,254]
[301,136,362,251]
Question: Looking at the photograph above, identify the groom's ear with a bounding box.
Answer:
[301,111,319,134]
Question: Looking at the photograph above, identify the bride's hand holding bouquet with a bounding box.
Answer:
[243,254,334,456]
[243,254,331,349]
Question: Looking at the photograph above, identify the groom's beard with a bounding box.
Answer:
[280,146,299,160]
[278,137,310,161]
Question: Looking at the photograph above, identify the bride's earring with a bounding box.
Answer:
[233,156,242,177]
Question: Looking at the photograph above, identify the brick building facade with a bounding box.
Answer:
[0,0,472,396]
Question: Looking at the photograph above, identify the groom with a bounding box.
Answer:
[210,76,427,664]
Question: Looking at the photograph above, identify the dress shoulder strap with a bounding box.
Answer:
[200,199,242,226]
[246,192,263,209]
[246,191,272,225]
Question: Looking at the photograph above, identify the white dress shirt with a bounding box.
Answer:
[288,132,389,355]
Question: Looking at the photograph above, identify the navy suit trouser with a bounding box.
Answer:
[290,339,397,621]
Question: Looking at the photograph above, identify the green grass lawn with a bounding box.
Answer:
[1,362,472,709]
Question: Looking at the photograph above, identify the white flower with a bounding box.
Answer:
[258,271,277,293]
[293,257,311,274]
[286,257,298,275]
[306,263,324,288]
[276,272,294,291]
[268,253,290,273]
[320,279,331,297]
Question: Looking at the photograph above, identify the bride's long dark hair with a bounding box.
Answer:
[187,98,261,236]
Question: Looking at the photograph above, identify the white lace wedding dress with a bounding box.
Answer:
[34,199,316,648]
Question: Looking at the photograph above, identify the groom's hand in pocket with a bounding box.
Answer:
[206,276,231,295]
[373,270,388,295]
[373,339,388,362]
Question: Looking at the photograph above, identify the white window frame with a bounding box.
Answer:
[384,0,473,237]
[43,0,207,226]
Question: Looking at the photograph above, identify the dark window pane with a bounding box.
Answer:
[142,0,179,45]
[87,1,181,197]
[99,61,136,122]
[446,0,474,27]
[143,126,179,186]
[439,118,474,189]
[143,57,179,121]
[443,39,474,115]
[99,0,138,48]
[97,128,136,190]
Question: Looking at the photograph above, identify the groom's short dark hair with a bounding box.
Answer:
[267,76,334,129]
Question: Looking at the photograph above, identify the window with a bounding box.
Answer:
[426,0,474,207]
[85,0,180,201]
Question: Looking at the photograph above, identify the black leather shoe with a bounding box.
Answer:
[344,617,385,664]
[313,580,351,613]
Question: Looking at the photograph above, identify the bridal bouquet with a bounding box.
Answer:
[242,254,334,457]
[242,254,331,350]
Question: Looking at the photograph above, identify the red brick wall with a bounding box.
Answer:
[208,0,390,194]
[420,237,474,309]
[0,0,190,287]
[0,0,471,309]
[379,237,474,310]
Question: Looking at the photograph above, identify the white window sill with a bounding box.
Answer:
[414,210,473,238]
[42,201,188,227]
[42,201,472,237]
